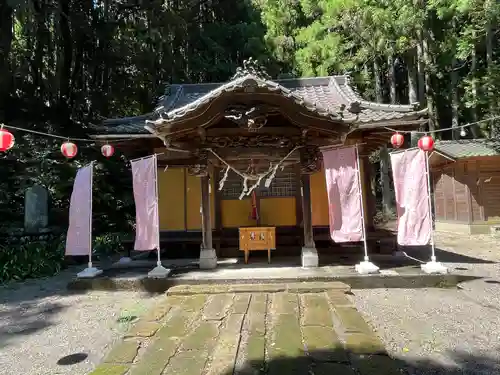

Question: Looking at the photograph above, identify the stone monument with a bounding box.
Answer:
[24,184,49,233]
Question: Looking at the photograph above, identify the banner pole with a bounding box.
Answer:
[154,154,161,267]
[354,144,379,274]
[355,145,369,260]
[424,151,436,261]
[147,154,170,278]
[421,150,447,274]
[88,161,93,269]
[129,152,165,163]
[77,162,102,278]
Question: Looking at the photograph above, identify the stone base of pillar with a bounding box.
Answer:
[199,248,217,269]
[301,247,319,268]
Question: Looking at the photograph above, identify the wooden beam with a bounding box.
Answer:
[206,127,302,137]
[157,157,200,166]
[357,118,428,130]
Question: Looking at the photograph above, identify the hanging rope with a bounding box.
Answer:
[0,123,146,144]
[385,115,500,135]
[206,146,302,200]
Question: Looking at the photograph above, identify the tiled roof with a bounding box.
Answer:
[434,139,500,158]
[96,75,427,135]
[98,114,154,134]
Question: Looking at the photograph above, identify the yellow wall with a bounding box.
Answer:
[158,168,185,230]
[163,169,216,231]
[221,199,256,227]
[158,167,331,230]
[260,197,297,226]
[185,173,201,230]
[310,169,329,226]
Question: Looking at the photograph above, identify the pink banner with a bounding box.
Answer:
[131,156,159,251]
[322,147,364,242]
[390,149,431,246]
[65,164,93,256]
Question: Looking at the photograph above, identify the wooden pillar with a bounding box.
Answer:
[301,173,315,248]
[300,146,319,267]
[201,174,213,250]
[188,157,217,269]
[294,164,303,227]
[213,166,222,231]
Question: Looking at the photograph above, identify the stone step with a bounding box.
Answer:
[166,282,351,296]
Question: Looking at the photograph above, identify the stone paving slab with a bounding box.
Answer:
[166,281,351,296]
[89,282,406,375]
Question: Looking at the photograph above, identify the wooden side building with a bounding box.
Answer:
[431,139,500,234]
[92,60,427,268]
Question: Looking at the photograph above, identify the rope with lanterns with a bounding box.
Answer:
[389,132,434,152]
[0,123,134,159]
[1,114,499,158]
[387,114,500,151]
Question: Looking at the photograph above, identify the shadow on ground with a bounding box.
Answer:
[0,268,87,306]
[403,246,496,264]
[0,301,66,349]
[220,349,500,375]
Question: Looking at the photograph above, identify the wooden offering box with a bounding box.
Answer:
[239,227,276,264]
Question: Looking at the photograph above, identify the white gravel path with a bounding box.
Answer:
[0,268,162,375]
[352,232,500,375]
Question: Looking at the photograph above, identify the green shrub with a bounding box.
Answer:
[0,235,66,283]
[93,233,126,259]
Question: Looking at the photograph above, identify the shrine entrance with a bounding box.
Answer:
[92,59,427,268]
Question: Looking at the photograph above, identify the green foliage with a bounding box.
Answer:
[2,0,500,253]
[93,233,127,258]
[0,235,66,284]
[257,0,500,137]
[0,0,277,236]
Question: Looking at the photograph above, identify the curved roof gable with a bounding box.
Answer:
[95,61,427,135]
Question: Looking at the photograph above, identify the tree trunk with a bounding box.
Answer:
[57,0,72,109]
[470,29,481,138]
[416,37,426,105]
[373,57,383,103]
[451,54,460,140]
[0,2,13,120]
[485,1,497,137]
[33,0,47,101]
[422,30,436,132]
[388,54,397,104]
[407,49,418,105]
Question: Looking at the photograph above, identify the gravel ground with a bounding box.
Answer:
[352,232,500,375]
[2,232,499,375]
[0,267,162,375]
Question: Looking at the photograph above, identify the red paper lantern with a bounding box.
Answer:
[418,135,434,152]
[101,144,114,158]
[0,128,15,152]
[61,141,78,158]
[390,132,404,148]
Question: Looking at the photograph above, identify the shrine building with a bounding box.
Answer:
[91,59,427,267]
